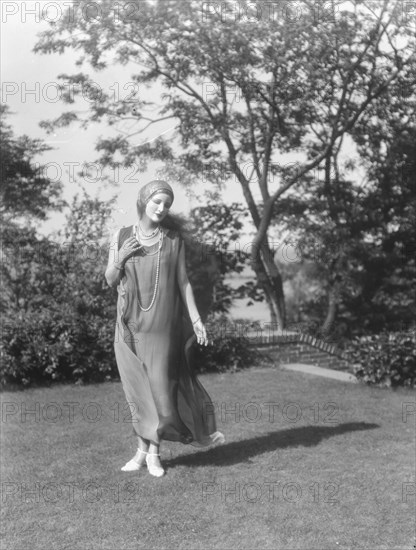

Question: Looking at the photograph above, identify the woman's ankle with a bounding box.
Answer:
[136,447,148,458]
[148,442,160,455]
[137,436,149,451]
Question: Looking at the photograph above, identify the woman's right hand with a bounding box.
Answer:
[117,236,143,265]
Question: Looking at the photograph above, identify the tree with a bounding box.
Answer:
[0,105,65,314]
[0,106,120,386]
[348,103,416,334]
[0,105,63,224]
[277,103,416,338]
[186,195,251,316]
[34,0,416,328]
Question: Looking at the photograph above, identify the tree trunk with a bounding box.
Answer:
[320,283,338,338]
[230,158,286,328]
[263,289,278,325]
[251,241,286,330]
[261,242,286,329]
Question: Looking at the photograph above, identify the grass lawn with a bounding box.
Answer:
[1,365,415,550]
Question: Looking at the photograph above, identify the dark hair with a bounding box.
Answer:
[136,200,192,241]
[161,212,190,236]
[136,199,146,218]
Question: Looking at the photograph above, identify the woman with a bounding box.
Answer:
[105,180,224,477]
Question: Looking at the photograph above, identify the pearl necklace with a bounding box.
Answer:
[136,230,164,312]
[134,225,161,255]
[138,222,160,239]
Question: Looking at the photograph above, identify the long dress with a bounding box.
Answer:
[113,224,224,447]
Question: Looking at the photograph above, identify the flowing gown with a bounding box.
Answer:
[113,225,224,446]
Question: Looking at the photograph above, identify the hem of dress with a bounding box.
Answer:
[189,430,225,448]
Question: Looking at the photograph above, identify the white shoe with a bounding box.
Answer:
[146,453,165,477]
[121,448,147,472]
[211,431,225,445]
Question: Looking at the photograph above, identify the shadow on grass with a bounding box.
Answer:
[165,422,379,469]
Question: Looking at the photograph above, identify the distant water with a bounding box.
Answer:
[229,299,270,322]
[225,274,271,322]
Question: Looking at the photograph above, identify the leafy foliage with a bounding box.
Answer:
[348,330,416,388]
[0,105,64,222]
[1,189,119,388]
[186,196,252,315]
[276,106,416,339]
[193,314,260,374]
[1,309,116,388]
[33,0,416,326]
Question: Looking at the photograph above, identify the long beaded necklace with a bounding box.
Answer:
[134,225,161,254]
[134,228,164,311]
[138,222,160,239]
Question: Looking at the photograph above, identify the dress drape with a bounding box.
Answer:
[113,225,223,446]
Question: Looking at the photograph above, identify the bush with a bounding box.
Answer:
[193,314,260,373]
[347,329,416,388]
[0,311,262,389]
[0,309,117,389]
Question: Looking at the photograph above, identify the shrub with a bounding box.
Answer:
[0,311,262,389]
[347,329,416,388]
[193,314,260,373]
[0,309,117,389]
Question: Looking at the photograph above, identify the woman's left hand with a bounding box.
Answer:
[193,319,209,346]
